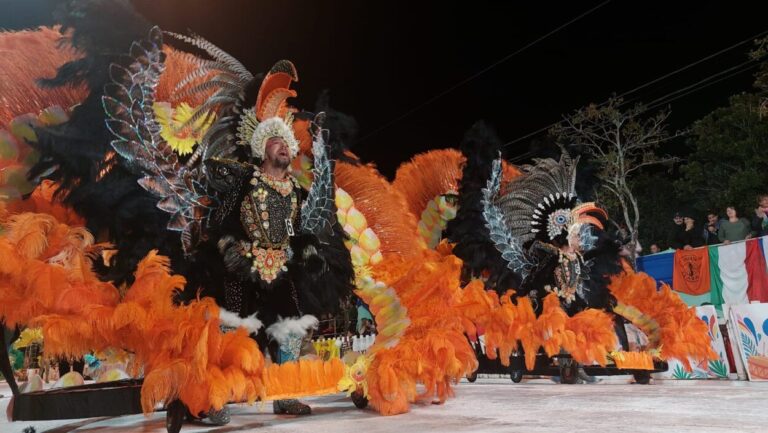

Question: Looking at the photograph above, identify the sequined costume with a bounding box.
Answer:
[207,159,316,341]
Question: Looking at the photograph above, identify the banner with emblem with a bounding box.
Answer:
[673,247,711,295]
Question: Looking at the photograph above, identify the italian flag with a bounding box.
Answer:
[673,238,768,310]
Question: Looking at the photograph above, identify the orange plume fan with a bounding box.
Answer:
[335,161,422,257]
[255,60,298,120]
[608,266,717,370]
[0,27,87,126]
[393,149,463,217]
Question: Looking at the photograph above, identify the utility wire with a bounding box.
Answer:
[503,28,768,148]
[356,0,612,143]
[505,60,760,163]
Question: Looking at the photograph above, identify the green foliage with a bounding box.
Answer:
[551,97,678,263]
[672,363,693,379]
[750,36,768,96]
[708,359,729,378]
[675,93,768,215]
[631,171,678,249]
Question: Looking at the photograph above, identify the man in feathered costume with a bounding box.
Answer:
[201,61,354,416]
[14,0,353,420]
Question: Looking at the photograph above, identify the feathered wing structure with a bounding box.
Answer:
[392,149,463,248]
[300,124,335,238]
[329,160,478,415]
[365,246,478,416]
[163,31,258,165]
[288,118,354,315]
[482,158,537,279]
[102,26,215,255]
[22,1,194,287]
[445,121,522,293]
[0,27,89,203]
[335,161,423,258]
[393,148,463,218]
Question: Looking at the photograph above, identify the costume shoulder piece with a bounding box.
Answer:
[300,115,337,240]
[205,158,254,193]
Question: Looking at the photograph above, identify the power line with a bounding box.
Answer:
[503,28,768,148]
[505,60,760,163]
[646,62,759,112]
[356,0,612,143]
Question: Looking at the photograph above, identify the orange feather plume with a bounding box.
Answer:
[335,161,422,257]
[607,266,716,370]
[365,246,478,415]
[392,149,522,220]
[255,60,298,120]
[393,149,464,218]
[0,27,87,126]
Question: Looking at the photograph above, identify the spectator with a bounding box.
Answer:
[649,243,660,254]
[703,212,721,245]
[671,212,704,250]
[752,194,768,237]
[667,212,684,248]
[358,318,376,335]
[356,300,373,333]
[719,206,752,245]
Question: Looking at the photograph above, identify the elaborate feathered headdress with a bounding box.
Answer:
[167,32,300,162]
[495,152,605,246]
[235,60,300,160]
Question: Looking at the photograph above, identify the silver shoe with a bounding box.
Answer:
[207,406,231,425]
[273,399,311,415]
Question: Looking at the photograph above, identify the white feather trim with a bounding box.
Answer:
[265,315,319,345]
[218,308,263,334]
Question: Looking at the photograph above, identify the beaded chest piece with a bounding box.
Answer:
[240,167,300,282]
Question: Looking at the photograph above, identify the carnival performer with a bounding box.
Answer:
[15,0,354,420]
[201,61,354,416]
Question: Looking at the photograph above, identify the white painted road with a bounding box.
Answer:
[2,377,767,433]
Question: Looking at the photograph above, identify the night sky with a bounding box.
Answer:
[2,0,767,177]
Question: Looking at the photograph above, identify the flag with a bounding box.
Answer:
[673,248,710,295]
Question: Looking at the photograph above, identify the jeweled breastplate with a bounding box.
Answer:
[545,251,587,307]
[240,168,300,282]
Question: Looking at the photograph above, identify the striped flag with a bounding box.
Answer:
[638,236,768,311]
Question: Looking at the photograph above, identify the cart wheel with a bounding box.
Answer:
[466,370,478,383]
[166,399,186,433]
[510,370,523,383]
[351,391,369,409]
[559,359,578,384]
[633,371,651,385]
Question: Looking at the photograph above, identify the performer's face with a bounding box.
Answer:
[264,136,291,169]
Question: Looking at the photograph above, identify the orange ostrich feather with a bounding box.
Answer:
[607,266,716,370]
[364,247,478,415]
[335,161,422,257]
[392,149,522,219]
[0,209,354,416]
[456,284,618,370]
[393,149,464,218]
[1,180,84,226]
[0,27,87,126]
